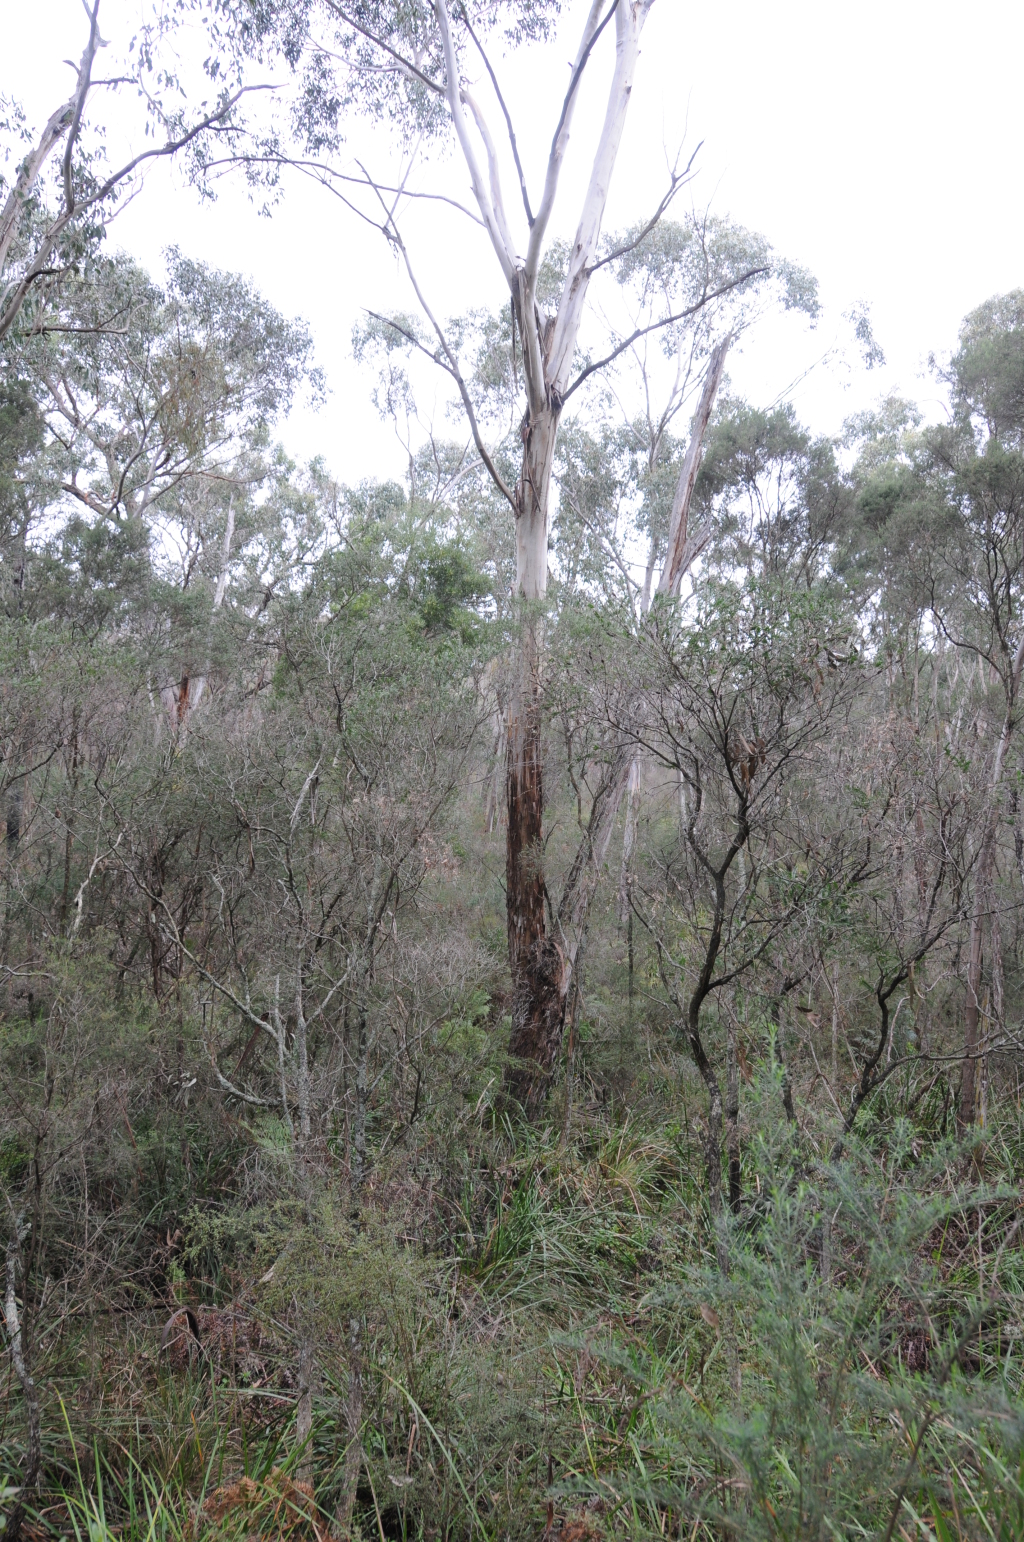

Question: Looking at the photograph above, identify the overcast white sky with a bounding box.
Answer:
[5,0,1023,482]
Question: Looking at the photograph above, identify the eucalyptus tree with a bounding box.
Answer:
[925,295,1024,1128]
[595,215,819,604]
[26,249,316,520]
[17,249,319,720]
[0,0,255,346]
[848,293,1024,1129]
[353,238,815,1104]
[699,399,852,588]
[196,0,788,1097]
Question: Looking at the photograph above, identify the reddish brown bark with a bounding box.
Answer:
[501,347,731,1113]
[505,650,566,1113]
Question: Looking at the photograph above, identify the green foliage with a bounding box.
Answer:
[949,289,1024,443]
[7,137,1024,1542]
[610,214,819,335]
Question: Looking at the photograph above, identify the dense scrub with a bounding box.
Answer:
[2,945,1023,1541]
[2,151,1024,1542]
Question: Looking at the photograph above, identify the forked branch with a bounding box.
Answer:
[0,82,265,344]
[458,4,534,227]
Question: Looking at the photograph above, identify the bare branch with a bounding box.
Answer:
[356,177,517,511]
[194,153,486,226]
[321,1,445,97]
[525,0,612,287]
[458,4,534,227]
[561,269,766,404]
[367,305,516,512]
[62,480,113,517]
[62,0,102,218]
[587,144,702,276]
[0,84,270,345]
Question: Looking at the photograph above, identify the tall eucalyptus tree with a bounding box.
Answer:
[206,0,778,1097]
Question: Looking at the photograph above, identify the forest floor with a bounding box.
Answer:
[3,1055,1023,1542]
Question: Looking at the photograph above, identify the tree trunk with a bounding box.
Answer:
[726,1018,741,1213]
[496,1,659,1111]
[693,1046,728,1274]
[505,410,567,1112]
[483,710,505,834]
[295,1326,315,1482]
[337,973,368,1539]
[189,493,236,715]
[335,1313,363,1539]
[771,980,798,1124]
[678,895,728,1260]
[295,998,310,1151]
[683,812,748,1275]
[6,781,22,852]
[829,966,840,1088]
[351,992,369,1191]
[617,756,642,924]
[503,343,731,1110]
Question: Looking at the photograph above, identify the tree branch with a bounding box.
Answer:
[359,194,517,512]
[0,100,75,276]
[321,1,445,96]
[0,84,269,344]
[62,0,102,218]
[525,0,613,287]
[458,4,534,227]
[460,87,517,261]
[433,0,516,286]
[586,144,702,276]
[561,269,766,404]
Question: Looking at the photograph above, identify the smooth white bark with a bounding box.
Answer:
[524,0,606,287]
[549,2,656,397]
[434,0,517,287]
[0,98,75,279]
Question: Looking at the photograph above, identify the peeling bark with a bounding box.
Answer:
[505,339,731,1107]
[504,416,566,1108]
